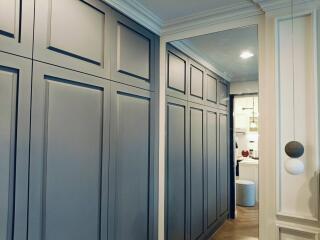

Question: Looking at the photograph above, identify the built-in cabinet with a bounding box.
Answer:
[0,52,31,240]
[166,45,230,240]
[0,1,158,240]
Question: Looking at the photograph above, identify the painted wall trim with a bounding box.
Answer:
[102,0,320,38]
[276,223,320,240]
[275,10,320,224]
[162,3,263,36]
[254,0,320,13]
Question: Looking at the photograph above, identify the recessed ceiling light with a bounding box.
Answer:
[240,51,254,59]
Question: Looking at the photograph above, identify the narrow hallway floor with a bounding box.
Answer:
[210,205,259,240]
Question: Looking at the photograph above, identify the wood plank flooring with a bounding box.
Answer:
[210,205,259,240]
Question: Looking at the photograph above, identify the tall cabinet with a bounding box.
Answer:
[0,0,158,240]
[166,44,230,240]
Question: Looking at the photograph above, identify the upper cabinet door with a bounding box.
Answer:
[218,80,229,108]
[205,70,218,107]
[166,45,188,100]
[188,60,205,105]
[0,52,32,240]
[0,0,34,58]
[110,10,157,90]
[34,0,111,78]
[28,62,110,240]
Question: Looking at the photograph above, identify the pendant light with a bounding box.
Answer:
[249,97,257,131]
[284,0,305,175]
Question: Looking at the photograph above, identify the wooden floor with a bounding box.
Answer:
[210,205,259,240]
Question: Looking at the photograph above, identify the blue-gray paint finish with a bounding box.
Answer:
[29,63,110,240]
[110,10,157,91]
[219,114,228,215]
[166,99,187,240]
[0,68,17,240]
[189,106,205,240]
[108,83,154,240]
[206,111,218,227]
[0,52,31,240]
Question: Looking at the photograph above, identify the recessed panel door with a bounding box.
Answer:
[166,97,189,240]
[34,0,111,78]
[110,10,157,90]
[108,83,155,240]
[219,113,228,215]
[0,52,31,240]
[207,110,218,227]
[0,0,34,57]
[189,103,205,240]
[166,45,188,100]
[189,60,204,105]
[218,80,229,108]
[28,63,110,240]
[205,70,218,108]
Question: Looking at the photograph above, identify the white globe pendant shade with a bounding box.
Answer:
[284,158,305,175]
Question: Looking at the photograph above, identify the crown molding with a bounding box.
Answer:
[172,40,233,82]
[162,1,263,36]
[102,0,163,35]
[254,0,320,13]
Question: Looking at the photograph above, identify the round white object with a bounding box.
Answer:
[284,158,304,175]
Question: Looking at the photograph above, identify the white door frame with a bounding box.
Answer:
[156,14,278,240]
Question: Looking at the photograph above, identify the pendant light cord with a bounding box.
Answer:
[291,0,296,139]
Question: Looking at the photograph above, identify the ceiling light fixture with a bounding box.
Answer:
[240,51,254,59]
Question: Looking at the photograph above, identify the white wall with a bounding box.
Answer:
[274,10,320,240]
[230,80,258,95]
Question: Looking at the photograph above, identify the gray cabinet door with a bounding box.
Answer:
[218,80,229,108]
[205,70,218,108]
[0,0,34,58]
[189,103,205,240]
[28,62,110,240]
[0,52,31,240]
[218,113,228,216]
[188,60,205,105]
[108,83,155,240]
[110,10,157,90]
[166,45,189,100]
[206,110,218,227]
[166,97,189,240]
[33,0,111,78]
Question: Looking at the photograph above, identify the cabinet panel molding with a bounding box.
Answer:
[218,80,229,108]
[0,0,34,57]
[166,97,189,240]
[219,113,229,216]
[166,45,189,100]
[110,10,157,90]
[0,52,32,240]
[34,0,111,78]
[189,103,206,240]
[205,70,218,108]
[108,83,155,240]
[206,110,218,227]
[28,62,110,240]
[189,60,205,105]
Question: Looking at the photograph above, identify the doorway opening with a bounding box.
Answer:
[164,23,260,240]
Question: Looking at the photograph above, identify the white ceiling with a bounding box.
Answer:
[174,25,259,82]
[130,0,252,23]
